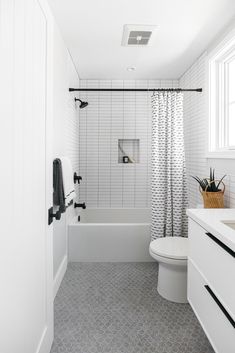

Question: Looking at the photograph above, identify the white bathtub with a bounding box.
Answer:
[68,208,152,262]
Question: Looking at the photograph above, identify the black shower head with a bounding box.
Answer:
[74,98,88,109]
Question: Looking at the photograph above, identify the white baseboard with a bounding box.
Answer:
[53,255,67,299]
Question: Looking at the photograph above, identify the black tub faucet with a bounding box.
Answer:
[74,172,82,184]
[74,202,86,209]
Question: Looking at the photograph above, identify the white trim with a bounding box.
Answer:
[206,152,235,159]
[53,255,68,299]
[207,27,235,62]
[36,0,54,352]
[35,327,48,353]
[207,25,235,156]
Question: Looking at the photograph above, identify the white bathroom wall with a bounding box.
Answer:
[52,23,79,296]
[78,79,178,208]
[180,24,235,208]
[180,53,208,208]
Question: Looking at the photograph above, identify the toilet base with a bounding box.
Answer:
[157,262,188,303]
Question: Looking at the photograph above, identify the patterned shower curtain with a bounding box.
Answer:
[151,91,188,240]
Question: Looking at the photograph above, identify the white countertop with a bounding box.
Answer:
[187,208,235,252]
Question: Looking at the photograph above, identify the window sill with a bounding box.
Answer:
[206,151,235,159]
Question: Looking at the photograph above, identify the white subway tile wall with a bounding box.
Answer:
[78,79,178,208]
[180,52,235,208]
[180,53,207,208]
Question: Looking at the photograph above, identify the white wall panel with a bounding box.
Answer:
[0,0,54,351]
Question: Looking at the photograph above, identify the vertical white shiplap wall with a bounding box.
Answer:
[78,79,178,208]
[180,52,235,208]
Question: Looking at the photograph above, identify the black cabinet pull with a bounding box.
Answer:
[205,232,235,258]
[204,285,235,328]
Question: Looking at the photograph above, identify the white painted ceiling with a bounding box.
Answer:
[48,0,235,79]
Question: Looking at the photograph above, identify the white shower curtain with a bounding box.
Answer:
[151,91,188,240]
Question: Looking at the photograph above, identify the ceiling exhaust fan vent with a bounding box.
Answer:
[122,25,158,46]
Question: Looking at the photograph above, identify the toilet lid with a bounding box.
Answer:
[150,237,188,260]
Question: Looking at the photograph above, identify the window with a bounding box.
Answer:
[208,30,235,156]
[227,58,235,146]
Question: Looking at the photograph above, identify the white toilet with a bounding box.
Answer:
[149,237,188,303]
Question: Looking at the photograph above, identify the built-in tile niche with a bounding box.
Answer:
[118,139,140,164]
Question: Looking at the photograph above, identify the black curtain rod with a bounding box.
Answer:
[69,88,202,92]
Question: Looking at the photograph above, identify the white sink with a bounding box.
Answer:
[221,221,235,231]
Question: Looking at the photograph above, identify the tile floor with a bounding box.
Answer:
[51,263,214,353]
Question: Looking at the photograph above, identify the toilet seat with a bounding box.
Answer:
[149,237,188,260]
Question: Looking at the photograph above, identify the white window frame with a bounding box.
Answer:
[207,28,235,158]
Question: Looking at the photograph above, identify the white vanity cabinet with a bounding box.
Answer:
[187,210,235,353]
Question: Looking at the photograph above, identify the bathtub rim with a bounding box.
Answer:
[70,207,151,226]
[69,216,150,227]
[70,222,150,226]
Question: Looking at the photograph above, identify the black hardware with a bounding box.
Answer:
[74,172,82,184]
[123,156,129,163]
[204,285,235,328]
[70,88,203,93]
[48,207,61,225]
[205,232,235,258]
[74,97,88,109]
[78,215,81,222]
[74,202,86,209]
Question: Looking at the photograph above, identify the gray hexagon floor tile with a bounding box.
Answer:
[51,263,214,353]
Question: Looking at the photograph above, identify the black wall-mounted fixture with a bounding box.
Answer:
[74,202,86,209]
[48,207,61,225]
[123,156,129,163]
[74,97,88,109]
[74,172,82,184]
